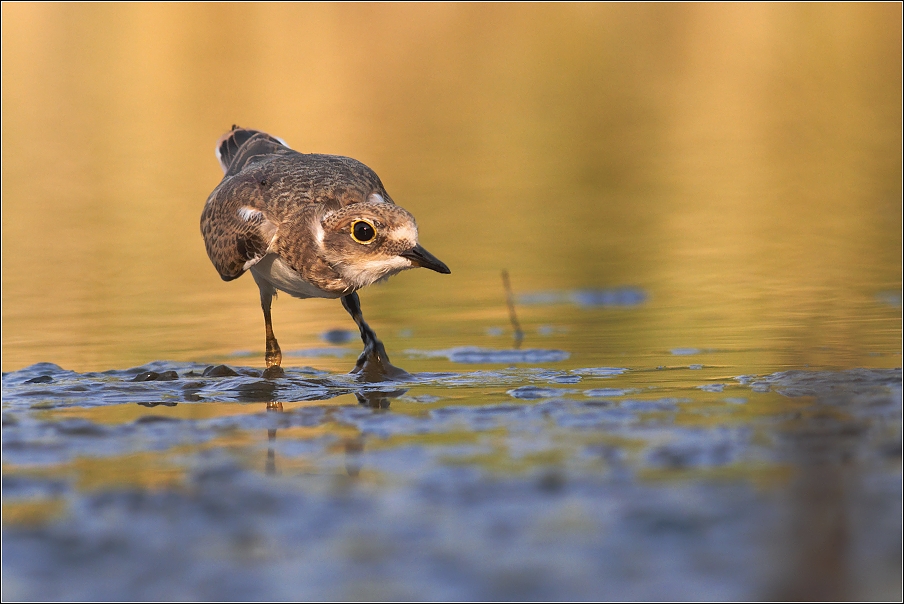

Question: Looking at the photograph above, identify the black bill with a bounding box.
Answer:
[400,244,451,274]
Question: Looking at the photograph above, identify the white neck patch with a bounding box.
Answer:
[338,256,412,289]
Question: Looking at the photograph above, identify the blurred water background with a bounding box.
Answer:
[2,4,901,601]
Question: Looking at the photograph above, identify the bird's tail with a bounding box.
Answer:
[215,126,290,174]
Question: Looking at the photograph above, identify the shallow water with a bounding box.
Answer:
[2,3,902,601]
[2,362,901,600]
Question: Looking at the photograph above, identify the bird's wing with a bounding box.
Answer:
[215,126,291,176]
[201,184,279,282]
[201,126,292,281]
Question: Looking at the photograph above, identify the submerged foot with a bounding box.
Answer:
[351,340,411,382]
[262,365,285,379]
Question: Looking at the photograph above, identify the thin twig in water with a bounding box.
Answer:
[501,269,524,350]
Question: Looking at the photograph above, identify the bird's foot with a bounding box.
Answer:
[263,342,284,379]
[262,365,285,379]
[265,347,282,370]
[351,340,411,382]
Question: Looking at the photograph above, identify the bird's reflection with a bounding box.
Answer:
[263,389,406,476]
[344,436,365,477]
[237,379,280,402]
[137,378,406,478]
[354,389,407,409]
[772,407,861,600]
[265,401,283,475]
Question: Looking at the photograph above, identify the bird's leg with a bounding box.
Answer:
[341,292,383,365]
[341,292,409,381]
[262,295,282,368]
[255,275,284,378]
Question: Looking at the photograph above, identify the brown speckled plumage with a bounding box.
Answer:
[203,129,393,291]
[200,126,450,379]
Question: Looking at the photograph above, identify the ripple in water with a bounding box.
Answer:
[407,347,571,364]
[517,287,647,308]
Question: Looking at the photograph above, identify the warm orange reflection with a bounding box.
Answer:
[3,452,186,492]
[36,397,360,425]
[1,499,67,527]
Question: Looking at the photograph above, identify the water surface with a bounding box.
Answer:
[2,4,901,601]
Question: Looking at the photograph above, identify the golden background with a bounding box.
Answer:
[2,3,901,372]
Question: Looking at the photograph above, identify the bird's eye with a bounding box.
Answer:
[351,220,376,244]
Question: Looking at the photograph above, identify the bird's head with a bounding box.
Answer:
[316,200,450,290]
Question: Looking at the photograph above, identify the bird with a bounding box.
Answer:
[200,126,450,380]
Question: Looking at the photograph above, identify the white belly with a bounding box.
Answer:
[249,254,342,299]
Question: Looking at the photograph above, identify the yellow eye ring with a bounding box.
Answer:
[350,219,377,244]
